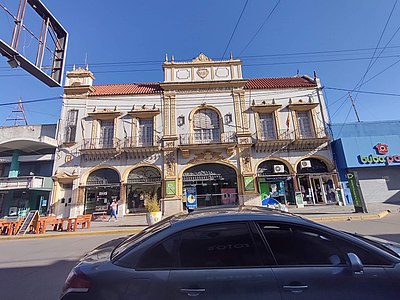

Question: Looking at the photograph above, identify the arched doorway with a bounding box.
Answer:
[297,158,337,205]
[84,168,120,214]
[126,166,162,214]
[257,160,294,205]
[182,163,237,208]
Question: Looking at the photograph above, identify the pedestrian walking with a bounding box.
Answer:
[108,199,118,222]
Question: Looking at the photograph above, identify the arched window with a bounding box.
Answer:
[193,109,220,143]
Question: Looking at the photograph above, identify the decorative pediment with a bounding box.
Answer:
[52,170,79,183]
[288,98,318,111]
[192,53,212,62]
[88,107,121,119]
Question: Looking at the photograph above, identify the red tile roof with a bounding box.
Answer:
[90,82,161,96]
[88,77,316,96]
[245,77,317,89]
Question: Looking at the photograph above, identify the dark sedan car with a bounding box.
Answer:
[61,206,400,300]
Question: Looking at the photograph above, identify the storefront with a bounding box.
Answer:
[84,168,120,214]
[257,160,295,205]
[182,163,238,208]
[125,166,162,214]
[0,189,50,218]
[331,121,400,205]
[297,158,338,205]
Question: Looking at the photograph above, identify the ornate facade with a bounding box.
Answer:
[52,54,339,217]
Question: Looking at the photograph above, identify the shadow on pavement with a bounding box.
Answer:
[0,260,77,300]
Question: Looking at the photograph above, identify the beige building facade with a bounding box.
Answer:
[52,54,339,218]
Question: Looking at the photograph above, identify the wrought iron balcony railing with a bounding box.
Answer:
[179,131,237,145]
[123,136,160,148]
[82,138,121,150]
[295,127,329,139]
[257,129,295,141]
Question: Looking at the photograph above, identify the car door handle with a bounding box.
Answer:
[180,288,206,297]
[283,285,308,293]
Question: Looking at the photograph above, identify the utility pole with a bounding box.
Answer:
[5,98,28,126]
[348,92,360,122]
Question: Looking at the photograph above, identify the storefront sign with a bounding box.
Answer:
[358,143,400,165]
[166,180,176,195]
[186,186,197,209]
[243,176,255,191]
[347,172,367,213]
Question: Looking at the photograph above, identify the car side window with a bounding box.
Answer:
[178,222,262,268]
[333,237,393,266]
[258,223,346,266]
[136,234,179,269]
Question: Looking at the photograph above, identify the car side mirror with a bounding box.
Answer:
[347,252,363,274]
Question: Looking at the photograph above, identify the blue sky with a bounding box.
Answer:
[1,0,400,126]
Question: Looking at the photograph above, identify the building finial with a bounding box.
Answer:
[165,53,169,62]
[171,55,175,61]
[85,64,89,71]
[73,64,76,71]
[230,52,233,60]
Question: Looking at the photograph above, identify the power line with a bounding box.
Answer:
[325,86,400,97]
[352,0,398,101]
[221,0,249,59]
[239,0,281,56]
[0,96,61,107]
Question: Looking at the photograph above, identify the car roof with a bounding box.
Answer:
[167,205,309,227]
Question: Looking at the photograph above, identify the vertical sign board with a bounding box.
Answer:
[347,172,368,213]
[185,186,197,210]
[295,191,304,208]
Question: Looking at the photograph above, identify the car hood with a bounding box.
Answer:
[80,236,129,263]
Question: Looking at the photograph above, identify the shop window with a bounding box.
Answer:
[259,113,277,140]
[193,109,220,143]
[65,109,78,143]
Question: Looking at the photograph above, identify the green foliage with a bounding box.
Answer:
[144,193,160,212]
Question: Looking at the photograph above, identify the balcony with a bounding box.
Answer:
[179,131,237,158]
[80,138,121,160]
[255,129,295,152]
[292,127,331,150]
[179,131,236,145]
[122,136,161,159]
[0,176,53,190]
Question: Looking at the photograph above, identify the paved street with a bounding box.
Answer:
[0,206,399,300]
[0,233,129,300]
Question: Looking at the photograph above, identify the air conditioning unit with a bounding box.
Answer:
[274,164,285,173]
[301,160,312,168]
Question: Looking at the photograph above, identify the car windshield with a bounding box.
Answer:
[347,232,400,258]
[111,217,172,259]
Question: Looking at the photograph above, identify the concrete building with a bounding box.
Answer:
[53,54,339,218]
[0,124,57,218]
[331,121,400,207]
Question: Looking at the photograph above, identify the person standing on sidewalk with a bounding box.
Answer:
[108,199,118,222]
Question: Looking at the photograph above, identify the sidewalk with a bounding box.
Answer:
[289,201,400,222]
[2,202,399,240]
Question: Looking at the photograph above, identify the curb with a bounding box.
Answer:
[0,228,142,241]
[308,210,390,222]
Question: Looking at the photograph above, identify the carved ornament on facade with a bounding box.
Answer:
[197,68,209,78]
[192,53,212,62]
[165,150,176,177]
[240,147,252,173]
[188,151,226,164]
